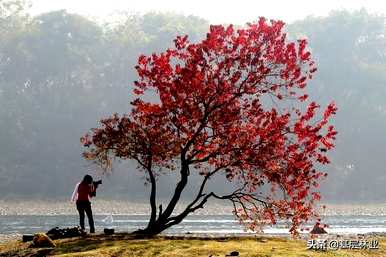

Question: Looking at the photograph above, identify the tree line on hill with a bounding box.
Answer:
[0,1,385,202]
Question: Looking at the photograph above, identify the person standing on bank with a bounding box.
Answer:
[71,174,96,233]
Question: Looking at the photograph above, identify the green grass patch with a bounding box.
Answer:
[0,234,385,256]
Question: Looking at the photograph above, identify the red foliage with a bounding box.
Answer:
[81,18,337,235]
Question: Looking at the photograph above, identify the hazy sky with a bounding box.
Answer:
[30,0,386,24]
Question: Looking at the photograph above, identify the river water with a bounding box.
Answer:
[1,214,386,237]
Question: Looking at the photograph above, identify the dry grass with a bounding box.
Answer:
[0,234,385,257]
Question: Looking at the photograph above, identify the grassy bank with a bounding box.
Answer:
[0,234,385,257]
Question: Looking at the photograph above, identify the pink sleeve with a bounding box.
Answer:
[71,183,80,202]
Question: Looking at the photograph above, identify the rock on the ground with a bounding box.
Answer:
[310,223,328,234]
[32,233,55,248]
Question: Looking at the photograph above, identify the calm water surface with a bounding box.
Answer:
[1,214,386,236]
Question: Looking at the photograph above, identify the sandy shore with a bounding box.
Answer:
[1,231,384,244]
[0,233,22,242]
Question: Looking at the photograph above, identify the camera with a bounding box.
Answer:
[93,179,102,188]
[90,179,102,197]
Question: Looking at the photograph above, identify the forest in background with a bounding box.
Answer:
[1,1,386,202]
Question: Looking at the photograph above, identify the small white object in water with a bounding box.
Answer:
[102,214,114,226]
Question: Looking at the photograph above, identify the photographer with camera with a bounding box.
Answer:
[71,174,102,233]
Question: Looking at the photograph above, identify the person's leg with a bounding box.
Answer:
[85,202,95,233]
[76,202,85,230]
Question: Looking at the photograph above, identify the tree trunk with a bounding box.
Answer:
[132,220,170,236]
[132,164,192,236]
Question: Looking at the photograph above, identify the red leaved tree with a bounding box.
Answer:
[81,18,337,236]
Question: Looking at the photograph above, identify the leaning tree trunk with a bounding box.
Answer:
[132,162,199,236]
[132,124,222,236]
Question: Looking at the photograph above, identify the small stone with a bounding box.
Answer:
[226,251,239,256]
[22,234,34,242]
[104,228,115,235]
